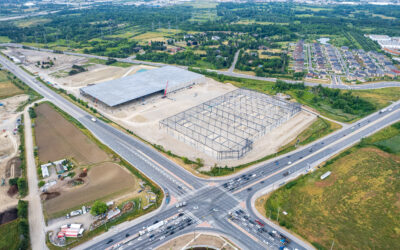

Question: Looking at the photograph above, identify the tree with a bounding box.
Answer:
[91,201,108,216]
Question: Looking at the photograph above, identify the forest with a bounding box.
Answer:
[0,2,397,70]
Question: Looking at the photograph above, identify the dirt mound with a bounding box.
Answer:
[79,172,87,178]
[0,207,18,225]
[122,202,134,213]
[67,178,84,186]
[7,185,18,196]
[41,192,61,201]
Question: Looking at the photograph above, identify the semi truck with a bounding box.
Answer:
[147,221,165,232]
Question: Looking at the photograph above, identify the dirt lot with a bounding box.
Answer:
[84,78,316,167]
[3,47,87,76]
[35,103,140,218]
[35,103,109,165]
[2,47,154,90]
[157,232,237,250]
[0,132,19,213]
[0,95,28,123]
[43,162,137,216]
[0,95,27,213]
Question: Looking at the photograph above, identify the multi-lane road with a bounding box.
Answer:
[1,50,400,250]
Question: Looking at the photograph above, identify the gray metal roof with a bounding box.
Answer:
[80,66,204,107]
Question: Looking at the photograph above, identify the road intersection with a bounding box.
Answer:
[1,52,400,250]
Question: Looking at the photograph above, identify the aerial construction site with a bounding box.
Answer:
[2,48,316,168]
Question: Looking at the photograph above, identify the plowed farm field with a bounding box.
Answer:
[35,103,139,218]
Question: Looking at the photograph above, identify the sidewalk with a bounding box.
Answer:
[24,107,47,250]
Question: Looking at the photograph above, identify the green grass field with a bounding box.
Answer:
[0,70,24,99]
[0,219,20,250]
[0,36,11,43]
[264,122,400,250]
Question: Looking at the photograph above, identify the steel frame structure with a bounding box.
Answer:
[160,88,301,160]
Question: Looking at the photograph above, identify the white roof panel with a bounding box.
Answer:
[80,66,203,107]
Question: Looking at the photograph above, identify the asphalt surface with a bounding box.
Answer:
[2,51,400,250]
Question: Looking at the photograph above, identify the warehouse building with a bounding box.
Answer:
[80,66,205,107]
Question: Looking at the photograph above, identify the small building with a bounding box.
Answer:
[41,164,49,178]
[107,208,121,220]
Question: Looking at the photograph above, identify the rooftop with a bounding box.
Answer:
[80,66,204,107]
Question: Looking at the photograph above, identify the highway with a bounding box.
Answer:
[1,51,400,250]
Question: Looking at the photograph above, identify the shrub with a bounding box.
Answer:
[17,200,28,219]
[17,178,27,196]
[28,107,37,118]
[38,180,45,188]
[9,177,19,186]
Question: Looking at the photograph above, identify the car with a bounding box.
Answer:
[255,219,264,227]
[153,220,159,224]
[91,117,97,122]
[260,181,264,184]
[159,236,165,241]
[212,208,219,212]
[125,233,130,237]
[247,187,252,191]
[106,239,114,244]
[178,213,184,217]
[287,161,292,165]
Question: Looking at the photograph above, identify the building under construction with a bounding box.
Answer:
[160,88,302,160]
